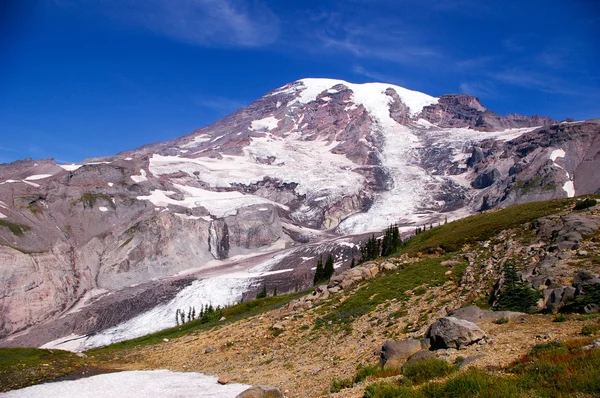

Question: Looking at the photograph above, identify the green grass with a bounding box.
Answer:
[315,258,466,327]
[77,192,114,209]
[330,377,353,393]
[401,358,456,386]
[361,338,600,397]
[398,198,571,254]
[582,324,598,336]
[89,290,307,354]
[0,348,85,392]
[0,220,31,236]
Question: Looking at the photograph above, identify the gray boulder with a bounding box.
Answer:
[449,305,523,323]
[544,286,576,314]
[425,316,486,349]
[402,350,436,368]
[380,339,422,368]
[236,386,283,398]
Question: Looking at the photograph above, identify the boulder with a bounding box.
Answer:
[574,270,599,286]
[425,317,486,349]
[449,305,523,323]
[380,339,422,368]
[402,350,436,368]
[218,376,230,385]
[456,354,485,370]
[236,386,283,398]
[544,286,576,314]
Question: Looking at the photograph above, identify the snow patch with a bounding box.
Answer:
[250,116,280,131]
[98,206,109,212]
[24,174,53,181]
[181,134,211,148]
[131,169,148,183]
[550,149,566,162]
[59,164,82,171]
[1,370,250,398]
[294,78,438,116]
[563,180,575,198]
[107,182,114,187]
[0,211,6,219]
[549,148,575,197]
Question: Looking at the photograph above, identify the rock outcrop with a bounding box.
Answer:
[380,339,422,368]
[425,317,486,349]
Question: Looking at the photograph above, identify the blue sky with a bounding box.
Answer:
[1,0,599,164]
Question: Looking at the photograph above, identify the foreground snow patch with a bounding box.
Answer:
[2,370,250,398]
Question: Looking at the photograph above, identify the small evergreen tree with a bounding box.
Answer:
[350,257,356,268]
[323,254,335,281]
[179,309,185,324]
[273,287,277,296]
[256,283,267,299]
[494,262,542,313]
[175,308,180,326]
[314,256,325,285]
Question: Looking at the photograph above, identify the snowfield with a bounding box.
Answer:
[2,370,250,398]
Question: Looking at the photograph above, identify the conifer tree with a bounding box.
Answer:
[350,257,356,268]
[324,254,335,281]
[313,256,324,285]
[175,309,180,326]
[257,283,267,299]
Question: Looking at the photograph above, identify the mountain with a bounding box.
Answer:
[0,78,598,349]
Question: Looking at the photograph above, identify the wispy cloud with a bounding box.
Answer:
[492,68,600,98]
[296,12,442,66]
[352,65,406,85]
[60,0,281,48]
[192,94,248,114]
[456,56,496,70]
[459,81,498,99]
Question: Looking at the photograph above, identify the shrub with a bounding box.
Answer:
[553,314,567,323]
[581,324,598,336]
[330,377,352,393]
[454,356,465,365]
[354,365,381,383]
[528,341,567,356]
[353,365,400,384]
[494,317,509,324]
[574,198,597,210]
[363,381,417,398]
[401,358,455,385]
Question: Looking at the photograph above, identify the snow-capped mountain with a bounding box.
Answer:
[1,78,598,349]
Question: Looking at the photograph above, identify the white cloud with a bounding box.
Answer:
[192,94,248,114]
[459,81,498,99]
[62,0,281,48]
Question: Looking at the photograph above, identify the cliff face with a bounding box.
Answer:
[419,93,556,131]
[0,78,597,347]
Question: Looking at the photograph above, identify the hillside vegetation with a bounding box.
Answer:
[2,196,600,397]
